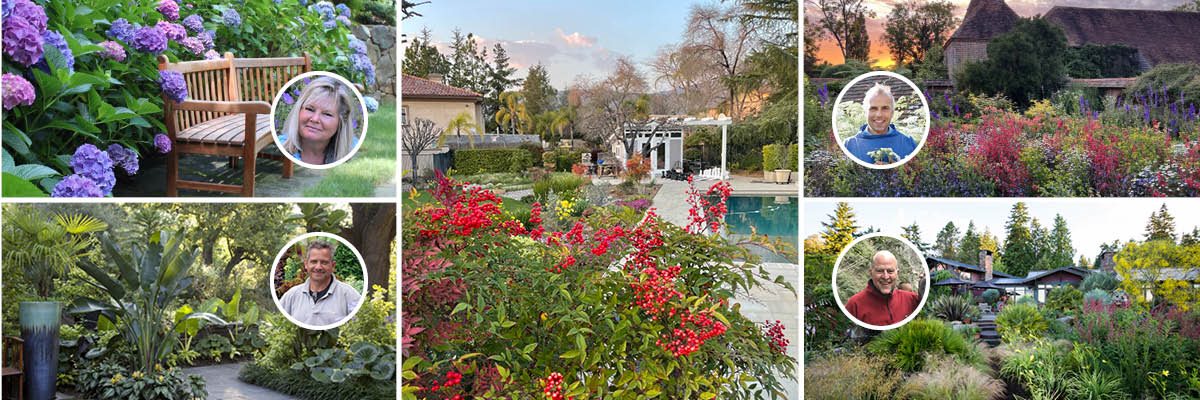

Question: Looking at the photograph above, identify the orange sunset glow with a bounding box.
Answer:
[805,0,1190,68]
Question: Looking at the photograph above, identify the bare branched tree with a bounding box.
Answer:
[685,3,759,120]
[401,118,442,183]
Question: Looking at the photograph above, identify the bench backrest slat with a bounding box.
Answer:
[158,52,311,133]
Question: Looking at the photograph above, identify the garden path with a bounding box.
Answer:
[183,362,296,400]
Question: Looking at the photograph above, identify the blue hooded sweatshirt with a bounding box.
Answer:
[843,124,918,165]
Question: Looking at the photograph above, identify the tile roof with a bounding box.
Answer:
[401,74,482,100]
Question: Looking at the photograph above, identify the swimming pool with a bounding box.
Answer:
[723,196,798,263]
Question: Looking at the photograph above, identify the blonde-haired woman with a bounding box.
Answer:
[279,77,361,165]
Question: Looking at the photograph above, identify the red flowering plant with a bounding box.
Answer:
[402,173,795,399]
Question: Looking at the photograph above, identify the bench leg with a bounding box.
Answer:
[167,147,179,196]
[229,156,239,169]
[242,153,256,196]
[282,158,293,179]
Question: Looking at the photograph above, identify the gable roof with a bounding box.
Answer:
[401,74,482,100]
[927,256,1016,279]
[949,0,1020,42]
[1043,6,1200,67]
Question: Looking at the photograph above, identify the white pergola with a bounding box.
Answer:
[682,114,733,180]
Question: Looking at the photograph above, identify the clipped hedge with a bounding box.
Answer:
[239,363,393,400]
[452,148,533,175]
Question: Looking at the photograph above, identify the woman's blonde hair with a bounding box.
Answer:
[281,76,360,164]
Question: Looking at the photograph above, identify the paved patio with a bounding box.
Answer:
[184,362,295,400]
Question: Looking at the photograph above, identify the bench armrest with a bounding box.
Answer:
[172,99,271,115]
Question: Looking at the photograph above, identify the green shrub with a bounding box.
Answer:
[927,295,979,322]
[76,362,206,400]
[786,143,799,170]
[900,356,1004,400]
[240,362,393,400]
[339,285,396,349]
[868,319,983,372]
[453,148,534,175]
[981,289,1000,305]
[995,303,1048,343]
[1083,289,1113,306]
[1069,369,1130,400]
[1127,63,1200,109]
[1000,340,1073,399]
[762,144,780,171]
[1046,285,1083,316]
[804,353,902,400]
[532,173,587,202]
[1081,272,1119,292]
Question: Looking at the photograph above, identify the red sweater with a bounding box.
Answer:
[845,281,920,327]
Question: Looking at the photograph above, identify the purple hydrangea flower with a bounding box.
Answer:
[2,73,36,109]
[221,9,242,28]
[363,96,378,113]
[337,15,350,27]
[321,19,336,29]
[2,0,14,17]
[204,49,221,60]
[3,18,43,67]
[179,37,204,55]
[131,26,168,54]
[159,70,188,103]
[335,3,350,17]
[182,14,204,33]
[41,30,74,72]
[348,37,367,55]
[99,40,126,61]
[350,53,375,85]
[106,144,139,175]
[154,133,172,153]
[157,0,179,21]
[281,92,294,105]
[107,18,136,42]
[156,21,187,41]
[200,30,215,48]
[69,144,116,195]
[10,0,46,32]
[52,174,105,197]
[311,1,335,19]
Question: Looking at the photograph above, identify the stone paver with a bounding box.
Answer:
[733,261,800,400]
[183,362,296,400]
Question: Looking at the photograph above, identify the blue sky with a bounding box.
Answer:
[401,1,700,89]
[804,199,1200,261]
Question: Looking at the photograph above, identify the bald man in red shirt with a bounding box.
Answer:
[845,250,920,327]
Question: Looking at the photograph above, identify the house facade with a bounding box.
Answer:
[400,74,484,177]
[928,250,1091,303]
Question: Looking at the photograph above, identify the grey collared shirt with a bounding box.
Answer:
[279,277,362,327]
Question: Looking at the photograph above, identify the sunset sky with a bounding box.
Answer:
[805,0,1194,68]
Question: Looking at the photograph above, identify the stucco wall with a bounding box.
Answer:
[403,99,482,134]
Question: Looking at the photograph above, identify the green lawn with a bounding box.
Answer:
[304,99,397,197]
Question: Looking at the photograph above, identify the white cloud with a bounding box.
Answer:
[556,28,597,48]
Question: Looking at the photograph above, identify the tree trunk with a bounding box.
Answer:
[222,247,247,276]
[344,203,396,298]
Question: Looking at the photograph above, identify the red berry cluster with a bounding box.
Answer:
[630,265,683,317]
[425,370,464,397]
[414,185,504,239]
[763,320,789,354]
[528,202,545,240]
[549,254,576,273]
[627,212,665,272]
[589,226,626,256]
[656,310,727,357]
[543,372,573,400]
[684,177,733,235]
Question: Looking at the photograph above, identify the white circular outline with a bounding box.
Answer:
[269,71,369,170]
[269,232,369,331]
[831,71,931,170]
[831,232,932,331]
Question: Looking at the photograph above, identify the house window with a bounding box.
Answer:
[401,106,409,127]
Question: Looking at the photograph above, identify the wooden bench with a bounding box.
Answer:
[2,336,22,400]
[157,52,311,196]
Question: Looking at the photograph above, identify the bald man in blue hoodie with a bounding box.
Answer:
[843,83,918,165]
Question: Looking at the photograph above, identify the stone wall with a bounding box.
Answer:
[352,24,396,100]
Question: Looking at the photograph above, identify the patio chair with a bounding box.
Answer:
[979,303,992,314]
[3,336,22,400]
[157,52,311,196]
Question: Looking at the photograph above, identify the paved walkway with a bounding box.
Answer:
[733,261,800,400]
[183,362,295,400]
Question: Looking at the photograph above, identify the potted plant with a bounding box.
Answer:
[773,143,792,184]
[761,144,778,180]
[2,209,107,400]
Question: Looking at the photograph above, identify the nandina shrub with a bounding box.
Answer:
[402,175,795,398]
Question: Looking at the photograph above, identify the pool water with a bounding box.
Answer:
[723,196,798,263]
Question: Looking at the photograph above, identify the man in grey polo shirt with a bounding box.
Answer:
[280,240,362,327]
